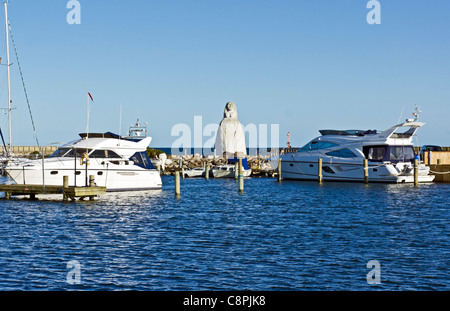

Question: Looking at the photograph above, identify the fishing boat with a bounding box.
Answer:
[5,132,162,191]
[212,158,252,178]
[280,109,435,183]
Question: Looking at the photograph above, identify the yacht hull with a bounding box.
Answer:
[5,160,162,191]
[281,160,435,183]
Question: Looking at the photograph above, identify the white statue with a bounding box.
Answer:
[214,102,247,158]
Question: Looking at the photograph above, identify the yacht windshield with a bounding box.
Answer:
[300,141,339,151]
[49,148,92,158]
[130,152,155,169]
[49,148,71,158]
[89,149,122,158]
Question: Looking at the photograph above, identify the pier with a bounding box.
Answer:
[0,177,106,201]
[428,165,450,183]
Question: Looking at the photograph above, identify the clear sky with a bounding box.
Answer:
[0,0,449,149]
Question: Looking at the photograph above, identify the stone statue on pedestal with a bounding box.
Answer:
[214,102,247,158]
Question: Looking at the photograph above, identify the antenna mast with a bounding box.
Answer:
[412,105,422,121]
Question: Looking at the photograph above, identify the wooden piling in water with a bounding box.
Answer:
[89,175,95,187]
[238,158,244,192]
[205,164,210,180]
[63,176,69,201]
[235,162,239,180]
[414,159,419,186]
[175,171,180,196]
[364,159,369,184]
[277,158,282,182]
[318,158,323,184]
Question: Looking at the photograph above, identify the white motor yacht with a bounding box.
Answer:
[5,132,162,191]
[280,118,435,183]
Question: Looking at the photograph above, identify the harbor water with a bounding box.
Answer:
[0,175,448,290]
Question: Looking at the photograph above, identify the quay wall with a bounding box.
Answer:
[429,165,450,183]
[2,146,58,157]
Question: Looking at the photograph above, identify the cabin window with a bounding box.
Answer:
[97,171,103,175]
[50,171,58,175]
[363,145,415,163]
[388,146,415,162]
[300,141,339,151]
[89,149,121,158]
[325,148,357,158]
[322,166,335,174]
[363,146,387,162]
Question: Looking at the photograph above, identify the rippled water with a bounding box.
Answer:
[0,175,448,290]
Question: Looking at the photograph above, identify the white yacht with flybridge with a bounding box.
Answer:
[280,108,435,183]
[5,131,162,191]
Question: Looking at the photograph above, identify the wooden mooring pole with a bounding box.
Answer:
[318,158,323,184]
[175,171,181,196]
[63,176,69,188]
[89,175,95,187]
[238,158,244,192]
[277,158,282,182]
[364,159,369,184]
[414,159,419,186]
[205,164,210,180]
[63,176,69,202]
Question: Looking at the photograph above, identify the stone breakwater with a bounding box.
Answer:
[155,155,276,177]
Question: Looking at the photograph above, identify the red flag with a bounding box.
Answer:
[88,92,94,101]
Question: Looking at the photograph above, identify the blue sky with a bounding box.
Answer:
[0,0,449,149]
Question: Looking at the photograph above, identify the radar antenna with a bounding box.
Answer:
[411,105,422,121]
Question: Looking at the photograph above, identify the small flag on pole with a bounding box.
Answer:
[88,92,94,101]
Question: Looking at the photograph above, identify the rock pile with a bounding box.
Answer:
[153,154,275,176]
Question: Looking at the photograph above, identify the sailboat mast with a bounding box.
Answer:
[4,2,12,156]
